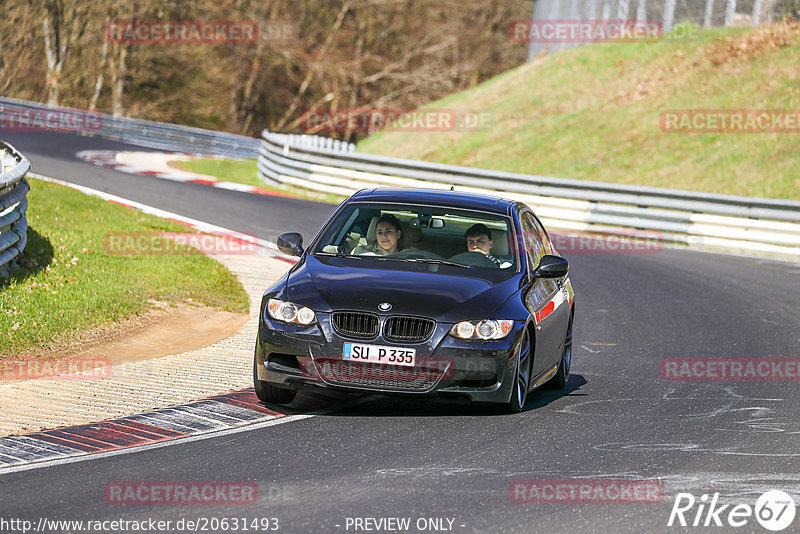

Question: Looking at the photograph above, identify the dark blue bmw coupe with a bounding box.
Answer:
[254,188,574,412]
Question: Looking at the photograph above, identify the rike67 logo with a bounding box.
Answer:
[668,490,796,531]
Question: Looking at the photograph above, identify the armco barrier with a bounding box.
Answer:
[0,141,30,277]
[0,96,259,160]
[3,96,797,261]
[258,129,800,260]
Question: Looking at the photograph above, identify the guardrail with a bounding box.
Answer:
[0,96,259,159]
[0,141,30,278]
[258,129,800,260]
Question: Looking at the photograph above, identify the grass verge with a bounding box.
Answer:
[0,178,249,355]
[358,23,800,200]
[173,158,343,204]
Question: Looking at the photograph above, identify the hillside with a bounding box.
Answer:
[358,23,800,200]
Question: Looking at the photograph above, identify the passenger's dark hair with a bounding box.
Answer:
[465,223,491,240]
[377,214,403,233]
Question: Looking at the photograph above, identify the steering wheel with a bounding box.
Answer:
[447,251,501,268]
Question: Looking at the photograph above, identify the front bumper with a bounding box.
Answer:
[255,312,521,404]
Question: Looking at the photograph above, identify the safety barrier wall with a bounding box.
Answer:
[0,96,259,159]
[258,129,800,260]
[0,141,30,277]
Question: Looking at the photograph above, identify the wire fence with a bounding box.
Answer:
[527,0,800,59]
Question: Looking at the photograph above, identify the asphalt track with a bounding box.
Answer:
[2,130,800,533]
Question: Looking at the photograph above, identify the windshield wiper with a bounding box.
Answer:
[402,258,470,268]
[314,252,361,259]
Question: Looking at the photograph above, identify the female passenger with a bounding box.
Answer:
[352,214,406,255]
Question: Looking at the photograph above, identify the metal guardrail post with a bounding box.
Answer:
[725,0,739,26]
[752,0,765,26]
[663,0,677,32]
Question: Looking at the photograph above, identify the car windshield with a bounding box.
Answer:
[311,202,519,274]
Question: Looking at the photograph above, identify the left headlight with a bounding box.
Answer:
[267,298,317,325]
[450,319,513,340]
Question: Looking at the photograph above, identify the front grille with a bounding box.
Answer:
[315,360,443,392]
[383,316,435,342]
[332,312,379,339]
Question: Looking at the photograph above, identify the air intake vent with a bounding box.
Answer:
[316,360,443,392]
[383,316,435,342]
[332,312,379,339]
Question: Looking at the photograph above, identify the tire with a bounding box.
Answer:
[253,347,297,404]
[546,310,572,390]
[505,329,532,413]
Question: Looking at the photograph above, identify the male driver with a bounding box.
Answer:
[465,223,501,266]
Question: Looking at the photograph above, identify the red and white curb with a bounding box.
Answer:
[0,389,288,470]
[76,149,294,198]
[29,172,298,265]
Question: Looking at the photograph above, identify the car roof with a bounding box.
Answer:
[350,188,516,215]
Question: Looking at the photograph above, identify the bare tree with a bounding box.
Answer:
[42,0,88,106]
[89,31,109,110]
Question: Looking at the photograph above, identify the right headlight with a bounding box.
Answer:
[450,320,513,340]
[267,298,316,325]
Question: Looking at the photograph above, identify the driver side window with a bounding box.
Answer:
[521,212,558,300]
[520,212,545,270]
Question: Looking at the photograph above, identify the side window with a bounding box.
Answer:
[520,212,545,269]
[531,214,556,255]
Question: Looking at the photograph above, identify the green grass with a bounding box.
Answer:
[0,178,249,355]
[174,158,265,188]
[358,23,800,200]
[173,158,344,204]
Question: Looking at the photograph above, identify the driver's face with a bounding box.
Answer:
[376,222,400,252]
[467,234,492,255]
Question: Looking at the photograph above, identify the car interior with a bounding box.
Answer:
[319,208,516,269]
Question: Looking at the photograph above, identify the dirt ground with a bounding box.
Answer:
[1,302,250,382]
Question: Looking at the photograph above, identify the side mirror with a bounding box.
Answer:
[534,254,569,279]
[277,232,304,257]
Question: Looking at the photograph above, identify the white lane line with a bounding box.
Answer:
[0,414,315,475]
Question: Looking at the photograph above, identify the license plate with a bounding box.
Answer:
[342,343,416,367]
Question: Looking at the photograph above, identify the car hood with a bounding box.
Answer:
[285,255,520,322]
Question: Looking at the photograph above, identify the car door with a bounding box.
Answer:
[520,211,569,383]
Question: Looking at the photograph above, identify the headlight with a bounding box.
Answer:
[267,298,316,325]
[450,320,513,340]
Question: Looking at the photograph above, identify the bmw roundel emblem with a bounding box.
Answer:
[378,302,392,312]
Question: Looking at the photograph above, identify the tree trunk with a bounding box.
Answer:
[89,35,108,110]
[110,44,128,116]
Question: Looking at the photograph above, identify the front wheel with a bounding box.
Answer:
[546,310,572,390]
[505,329,531,413]
[253,347,297,404]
